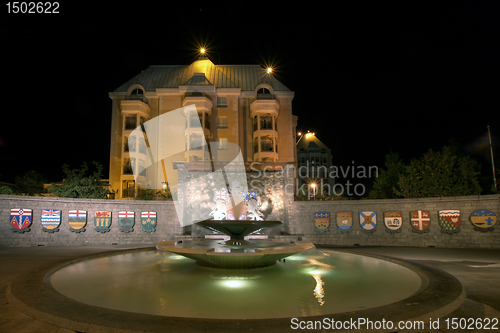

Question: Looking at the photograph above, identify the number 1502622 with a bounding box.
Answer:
[6,2,59,14]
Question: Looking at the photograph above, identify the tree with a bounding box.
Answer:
[15,170,47,196]
[50,162,111,199]
[367,151,406,199]
[0,186,15,195]
[396,146,482,198]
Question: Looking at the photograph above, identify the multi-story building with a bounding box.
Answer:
[296,133,334,196]
[108,56,297,199]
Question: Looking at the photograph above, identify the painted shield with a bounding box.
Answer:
[384,211,402,232]
[68,210,87,232]
[360,211,376,231]
[41,209,61,232]
[410,211,431,232]
[438,210,461,234]
[336,212,352,231]
[214,190,227,201]
[245,191,257,200]
[141,212,156,232]
[119,211,134,233]
[95,211,111,232]
[470,210,497,230]
[10,208,32,232]
[314,212,330,233]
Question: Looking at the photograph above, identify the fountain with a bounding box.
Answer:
[36,181,463,324]
[5,105,465,332]
[156,188,315,268]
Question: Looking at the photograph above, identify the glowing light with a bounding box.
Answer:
[267,67,273,74]
[200,48,205,54]
[305,133,314,138]
[298,132,302,136]
[167,255,189,260]
[310,183,316,188]
[223,280,243,288]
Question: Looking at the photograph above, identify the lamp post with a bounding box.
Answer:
[296,132,303,145]
[488,125,497,191]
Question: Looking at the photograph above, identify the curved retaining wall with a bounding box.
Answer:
[1,194,499,248]
[287,194,500,249]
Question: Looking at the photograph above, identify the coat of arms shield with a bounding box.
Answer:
[68,210,86,233]
[384,211,402,233]
[410,210,431,233]
[10,208,32,233]
[119,211,134,233]
[470,210,497,232]
[95,211,111,233]
[141,212,156,232]
[360,211,377,233]
[336,212,352,233]
[245,191,257,200]
[314,212,330,233]
[438,210,460,234]
[41,209,61,233]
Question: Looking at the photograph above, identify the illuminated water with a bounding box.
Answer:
[47,249,423,319]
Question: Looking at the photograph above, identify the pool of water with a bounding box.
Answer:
[46,249,424,319]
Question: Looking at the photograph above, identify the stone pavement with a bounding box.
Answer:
[1,245,499,332]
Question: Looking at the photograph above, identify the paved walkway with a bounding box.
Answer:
[0,245,499,332]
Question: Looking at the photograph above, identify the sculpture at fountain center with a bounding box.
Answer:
[245,197,264,221]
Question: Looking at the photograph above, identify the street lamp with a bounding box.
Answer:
[310,183,317,200]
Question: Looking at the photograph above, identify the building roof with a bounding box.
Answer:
[297,133,330,151]
[114,58,291,92]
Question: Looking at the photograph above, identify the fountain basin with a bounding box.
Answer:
[44,248,430,319]
[6,247,466,333]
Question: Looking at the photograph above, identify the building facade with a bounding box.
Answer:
[109,57,297,199]
[296,133,334,197]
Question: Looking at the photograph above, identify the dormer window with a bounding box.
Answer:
[129,88,144,100]
[257,88,273,100]
[127,86,148,105]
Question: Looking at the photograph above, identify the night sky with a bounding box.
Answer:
[1,1,499,193]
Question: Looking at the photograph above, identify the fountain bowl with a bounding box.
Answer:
[156,220,314,268]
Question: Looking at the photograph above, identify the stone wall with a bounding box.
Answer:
[1,182,499,249]
[287,194,500,249]
[0,196,182,247]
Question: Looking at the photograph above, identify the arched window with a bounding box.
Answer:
[257,87,273,100]
[129,88,144,100]
[127,85,148,105]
